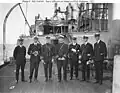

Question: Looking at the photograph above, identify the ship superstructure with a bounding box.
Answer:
[2,3,109,61]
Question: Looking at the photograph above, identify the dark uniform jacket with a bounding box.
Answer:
[42,43,55,62]
[55,43,68,59]
[81,42,93,61]
[94,40,107,61]
[28,43,42,62]
[13,45,26,65]
[68,43,81,61]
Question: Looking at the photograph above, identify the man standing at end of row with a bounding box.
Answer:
[94,33,107,85]
[28,36,42,83]
[13,38,26,83]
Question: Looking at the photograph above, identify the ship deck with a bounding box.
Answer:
[0,61,112,93]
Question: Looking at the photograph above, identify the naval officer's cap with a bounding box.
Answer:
[18,38,24,41]
[94,33,100,37]
[72,37,77,40]
[83,35,88,39]
[46,36,51,39]
[58,35,64,39]
[34,36,38,40]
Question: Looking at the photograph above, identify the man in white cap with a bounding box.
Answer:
[93,33,107,85]
[13,38,26,83]
[28,36,42,83]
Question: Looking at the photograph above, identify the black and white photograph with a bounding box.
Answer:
[0,1,119,93]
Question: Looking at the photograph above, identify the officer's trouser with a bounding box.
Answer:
[70,59,79,78]
[57,59,67,80]
[94,61,103,83]
[43,61,52,79]
[81,60,90,80]
[16,63,26,81]
[29,61,40,80]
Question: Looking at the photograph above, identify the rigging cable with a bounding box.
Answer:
[18,4,34,35]
[24,2,28,35]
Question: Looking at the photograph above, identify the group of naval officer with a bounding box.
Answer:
[13,33,107,85]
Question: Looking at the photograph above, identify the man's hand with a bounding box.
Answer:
[55,55,59,59]
[100,53,104,56]
[90,60,94,64]
[30,51,33,55]
[41,60,45,64]
[33,51,38,56]
[78,60,81,64]
[87,60,91,65]
[63,54,66,57]
[87,54,91,56]
[79,55,82,59]
[40,56,43,60]
[71,48,76,52]
[52,58,54,63]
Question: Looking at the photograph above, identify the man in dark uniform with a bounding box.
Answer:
[41,36,55,82]
[55,36,68,82]
[68,37,81,80]
[13,38,26,83]
[28,36,42,83]
[93,33,107,85]
[81,36,93,82]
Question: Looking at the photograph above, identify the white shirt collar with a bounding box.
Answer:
[19,45,23,47]
[84,42,88,45]
[97,40,101,44]
[34,43,37,45]
[73,43,77,45]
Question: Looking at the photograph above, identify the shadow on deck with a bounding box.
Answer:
[0,61,112,93]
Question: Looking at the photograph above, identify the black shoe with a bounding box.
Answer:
[15,80,18,84]
[76,77,79,80]
[58,79,61,82]
[94,81,99,84]
[86,78,90,82]
[49,77,52,80]
[64,80,67,82]
[64,78,67,82]
[81,79,85,81]
[99,81,103,85]
[29,79,32,83]
[34,79,39,82]
[86,80,90,82]
[22,80,27,82]
[45,78,48,82]
[70,77,73,80]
